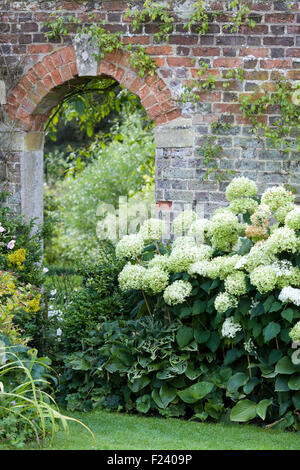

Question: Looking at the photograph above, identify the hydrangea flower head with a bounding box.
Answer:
[250,265,277,294]
[141,267,169,294]
[225,177,257,202]
[116,234,144,260]
[224,271,248,296]
[140,218,166,242]
[215,292,238,313]
[163,280,192,306]
[118,263,146,291]
[261,186,295,212]
[285,206,300,231]
[279,286,300,307]
[221,316,242,338]
[265,226,298,254]
[290,321,300,343]
[229,197,259,215]
[207,210,239,252]
[173,210,198,236]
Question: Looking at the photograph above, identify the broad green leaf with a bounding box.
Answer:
[275,376,290,392]
[230,399,257,422]
[136,394,151,414]
[256,399,272,420]
[263,322,280,343]
[128,376,150,393]
[176,326,194,349]
[288,374,300,390]
[194,329,210,344]
[281,308,294,323]
[275,356,298,375]
[207,332,220,353]
[227,372,249,393]
[178,381,214,404]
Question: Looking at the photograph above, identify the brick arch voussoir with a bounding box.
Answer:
[5,45,181,132]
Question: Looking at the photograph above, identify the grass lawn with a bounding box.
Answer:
[1,410,300,450]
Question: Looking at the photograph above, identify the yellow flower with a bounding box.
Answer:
[7,248,26,270]
[26,294,41,313]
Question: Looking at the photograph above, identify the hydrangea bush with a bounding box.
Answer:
[106,178,300,428]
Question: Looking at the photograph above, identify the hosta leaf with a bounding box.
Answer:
[227,372,249,392]
[256,399,272,420]
[177,381,214,404]
[176,326,194,349]
[288,374,300,390]
[230,399,257,422]
[275,356,298,375]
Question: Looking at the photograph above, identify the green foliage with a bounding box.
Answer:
[127,45,157,78]
[224,0,257,33]
[0,338,94,448]
[125,0,174,42]
[240,79,300,154]
[198,135,236,182]
[45,104,155,264]
[0,205,43,286]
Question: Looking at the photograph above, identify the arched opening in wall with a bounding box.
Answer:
[43,74,155,268]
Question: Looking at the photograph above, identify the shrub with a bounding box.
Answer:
[0,338,94,448]
[68,179,300,430]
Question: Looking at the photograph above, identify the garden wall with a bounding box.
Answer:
[0,0,299,226]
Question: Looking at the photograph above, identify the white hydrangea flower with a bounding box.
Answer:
[141,267,169,294]
[290,321,300,342]
[250,203,272,226]
[163,280,193,306]
[285,206,300,231]
[250,265,277,294]
[173,210,198,235]
[244,338,256,354]
[140,218,166,242]
[206,255,242,280]
[188,218,211,241]
[172,236,196,250]
[279,286,300,307]
[148,254,169,271]
[168,244,213,273]
[274,203,295,224]
[118,263,146,291]
[245,243,277,272]
[261,186,295,212]
[264,226,298,254]
[224,271,248,296]
[215,292,238,313]
[221,316,242,338]
[207,209,239,252]
[188,260,210,277]
[225,177,258,202]
[116,234,145,260]
[229,197,259,215]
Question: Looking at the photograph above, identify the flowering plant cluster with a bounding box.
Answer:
[111,178,300,428]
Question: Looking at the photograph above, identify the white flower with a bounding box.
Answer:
[56,328,62,337]
[244,338,256,354]
[221,317,242,339]
[7,240,15,249]
[279,286,300,307]
[173,210,198,235]
[215,292,238,313]
[140,218,166,242]
[118,263,146,291]
[0,224,5,233]
[116,234,145,260]
[188,218,211,241]
[163,280,192,306]
[43,267,49,273]
[225,177,257,202]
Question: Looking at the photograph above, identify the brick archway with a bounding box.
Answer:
[3,44,182,225]
[5,45,180,132]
